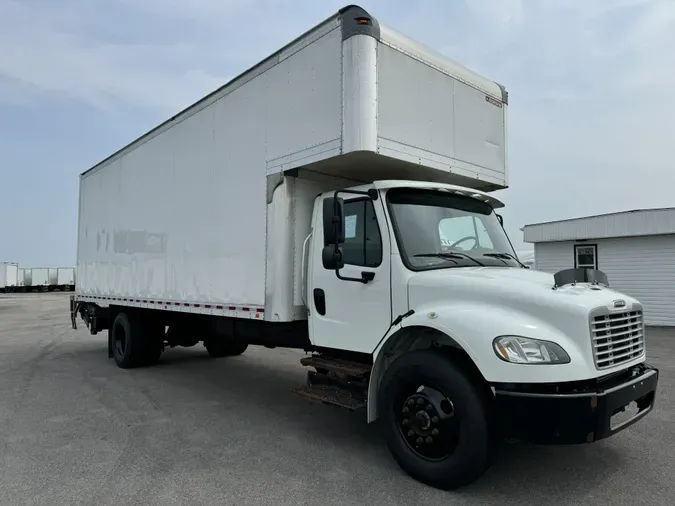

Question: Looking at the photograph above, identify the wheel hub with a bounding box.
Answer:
[415,410,431,431]
[396,387,458,460]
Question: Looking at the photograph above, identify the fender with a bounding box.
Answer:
[366,302,598,423]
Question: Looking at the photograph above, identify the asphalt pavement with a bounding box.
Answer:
[0,293,672,505]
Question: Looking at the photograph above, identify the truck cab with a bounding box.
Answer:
[308,180,517,355]
[303,178,658,488]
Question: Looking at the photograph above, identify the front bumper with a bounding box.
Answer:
[493,363,658,445]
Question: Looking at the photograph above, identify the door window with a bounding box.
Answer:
[341,199,382,267]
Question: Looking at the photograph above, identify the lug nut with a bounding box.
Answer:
[408,430,414,437]
[402,407,409,413]
[416,437,424,445]
[417,398,425,405]
[431,428,439,436]
[402,419,409,427]
[431,416,439,424]
[425,436,433,444]
[407,399,415,406]
[426,404,433,412]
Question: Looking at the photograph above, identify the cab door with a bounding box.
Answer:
[308,195,392,354]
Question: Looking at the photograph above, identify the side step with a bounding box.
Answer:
[292,385,366,411]
[299,355,372,378]
[292,354,371,411]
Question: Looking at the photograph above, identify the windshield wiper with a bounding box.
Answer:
[483,252,529,268]
[413,252,486,267]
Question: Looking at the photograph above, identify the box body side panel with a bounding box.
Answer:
[76,27,345,308]
[376,41,507,190]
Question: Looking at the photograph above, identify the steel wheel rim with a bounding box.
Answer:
[394,383,460,461]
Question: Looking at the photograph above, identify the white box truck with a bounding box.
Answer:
[57,267,76,291]
[1,262,18,292]
[70,5,658,490]
[31,268,49,290]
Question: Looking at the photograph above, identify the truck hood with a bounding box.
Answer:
[407,267,641,328]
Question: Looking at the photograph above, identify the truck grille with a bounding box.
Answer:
[590,310,645,370]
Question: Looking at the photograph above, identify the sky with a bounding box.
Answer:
[1,0,674,267]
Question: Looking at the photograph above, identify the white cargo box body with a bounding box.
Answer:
[75,5,508,318]
[31,268,49,287]
[57,267,75,286]
[48,268,58,286]
[1,262,18,289]
[17,268,25,286]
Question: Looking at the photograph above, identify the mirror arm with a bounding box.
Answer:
[335,269,372,284]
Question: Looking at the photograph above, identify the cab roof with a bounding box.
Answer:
[370,180,505,209]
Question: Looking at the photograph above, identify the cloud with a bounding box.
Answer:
[0,0,240,112]
[1,0,674,259]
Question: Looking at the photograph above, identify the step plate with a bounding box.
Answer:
[292,385,367,411]
[300,356,372,377]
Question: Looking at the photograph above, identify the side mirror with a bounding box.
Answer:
[323,197,345,246]
[322,245,345,270]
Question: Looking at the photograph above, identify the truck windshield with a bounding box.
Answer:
[386,188,519,270]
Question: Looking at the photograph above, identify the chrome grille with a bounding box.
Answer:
[590,310,645,370]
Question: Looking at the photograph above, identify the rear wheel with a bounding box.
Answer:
[111,312,142,368]
[378,349,495,490]
[111,312,164,368]
[204,338,248,358]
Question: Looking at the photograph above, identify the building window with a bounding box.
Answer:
[574,244,597,269]
[341,199,383,268]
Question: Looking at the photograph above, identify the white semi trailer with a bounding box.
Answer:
[57,267,76,291]
[70,5,658,490]
[1,262,18,293]
[30,268,49,291]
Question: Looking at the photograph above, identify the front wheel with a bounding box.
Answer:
[378,349,495,490]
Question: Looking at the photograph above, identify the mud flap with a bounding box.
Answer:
[69,296,78,330]
[108,329,113,358]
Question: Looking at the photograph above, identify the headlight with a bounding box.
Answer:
[493,336,570,365]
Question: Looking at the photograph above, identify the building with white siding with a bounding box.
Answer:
[522,208,675,326]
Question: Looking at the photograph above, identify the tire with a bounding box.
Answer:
[204,339,248,358]
[378,349,495,490]
[111,312,144,369]
[111,312,163,368]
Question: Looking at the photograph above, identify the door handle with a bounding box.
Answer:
[313,288,326,315]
